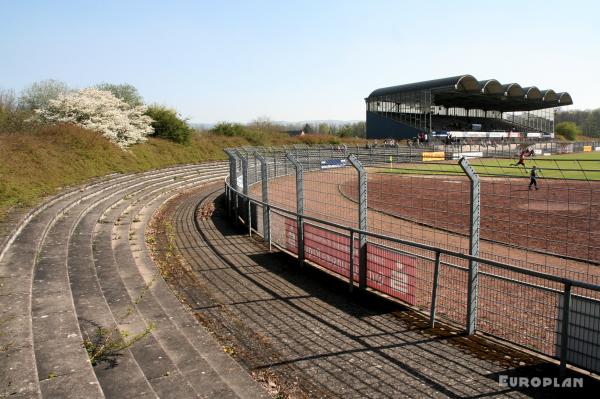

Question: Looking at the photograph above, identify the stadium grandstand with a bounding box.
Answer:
[365,74,573,142]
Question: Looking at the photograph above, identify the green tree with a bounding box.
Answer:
[555,121,581,141]
[96,83,143,107]
[19,79,69,110]
[0,88,17,113]
[302,123,314,133]
[555,108,600,137]
[145,105,192,144]
[336,122,366,138]
[0,88,28,133]
[318,123,330,135]
[211,122,247,137]
[582,110,600,137]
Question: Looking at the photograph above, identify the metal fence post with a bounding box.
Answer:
[348,154,368,290]
[248,199,252,236]
[253,155,258,184]
[235,150,249,230]
[559,282,572,377]
[459,157,480,335]
[430,251,441,327]
[286,152,304,266]
[255,151,270,243]
[235,150,249,195]
[224,150,238,218]
[349,230,355,292]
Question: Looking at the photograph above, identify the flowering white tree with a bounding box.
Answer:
[35,88,154,149]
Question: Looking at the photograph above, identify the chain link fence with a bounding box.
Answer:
[224,144,600,376]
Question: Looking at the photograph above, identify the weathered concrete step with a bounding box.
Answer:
[68,171,220,397]
[70,170,227,393]
[1,183,125,398]
[128,183,269,398]
[85,175,222,397]
[1,163,228,398]
[108,177,251,398]
[29,166,221,398]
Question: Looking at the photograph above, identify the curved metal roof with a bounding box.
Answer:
[522,87,541,100]
[541,89,557,102]
[367,75,572,111]
[557,92,573,105]
[367,75,479,98]
[479,79,503,95]
[503,83,525,97]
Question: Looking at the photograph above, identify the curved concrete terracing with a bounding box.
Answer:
[0,163,267,399]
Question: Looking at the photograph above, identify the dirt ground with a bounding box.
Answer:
[252,169,600,358]
[341,173,600,264]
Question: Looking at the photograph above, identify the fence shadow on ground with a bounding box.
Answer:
[174,194,600,398]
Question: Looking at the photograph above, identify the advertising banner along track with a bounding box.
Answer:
[285,217,416,305]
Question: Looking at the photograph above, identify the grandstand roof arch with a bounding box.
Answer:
[541,89,557,102]
[367,74,480,99]
[557,92,573,105]
[502,83,525,97]
[522,86,542,100]
[479,79,504,95]
[454,75,480,92]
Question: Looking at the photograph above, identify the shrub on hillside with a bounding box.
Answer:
[211,123,274,145]
[211,122,247,137]
[35,88,153,149]
[95,83,144,107]
[145,105,192,144]
[555,121,580,141]
[19,79,70,110]
[1,87,41,133]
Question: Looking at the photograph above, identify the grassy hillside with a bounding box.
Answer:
[0,124,356,219]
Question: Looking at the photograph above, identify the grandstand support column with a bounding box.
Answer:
[254,151,270,244]
[459,157,480,335]
[348,154,368,290]
[286,152,305,266]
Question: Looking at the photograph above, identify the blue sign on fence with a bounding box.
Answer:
[320,159,347,169]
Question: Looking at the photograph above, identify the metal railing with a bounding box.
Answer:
[223,146,600,376]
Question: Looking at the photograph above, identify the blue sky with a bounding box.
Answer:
[1,0,598,123]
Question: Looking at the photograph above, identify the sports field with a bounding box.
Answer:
[341,173,600,264]
[382,152,600,180]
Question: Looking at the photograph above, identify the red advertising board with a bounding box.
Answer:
[284,217,298,254]
[366,243,416,305]
[285,218,416,306]
[285,218,358,280]
[304,224,359,281]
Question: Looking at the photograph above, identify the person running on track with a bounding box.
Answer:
[529,166,540,190]
[512,149,528,170]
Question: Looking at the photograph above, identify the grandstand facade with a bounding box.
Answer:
[365,75,573,140]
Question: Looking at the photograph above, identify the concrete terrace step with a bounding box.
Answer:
[2,164,210,397]
[1,162,268,399]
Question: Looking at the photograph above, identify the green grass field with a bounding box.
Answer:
[379,151,600,180]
